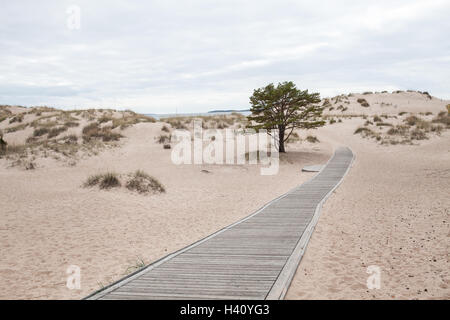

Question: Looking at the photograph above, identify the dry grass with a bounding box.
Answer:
[48,126,68,138]
[0,107,158,169]
[357,110,447,145]
[432,111,450,127]
[404,115,419,126]
[84,172,121,189]
[9,114,24,124]
[306,135,319,143]
[82,123,123,142]
[111,113,155,130]
[33,127,49,137]
[126,170,165,194]
[354,127,374,135]
[6,123,28,133]
[157,134,171,144]
[357,98,370,107]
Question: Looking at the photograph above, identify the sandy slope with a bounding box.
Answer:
[0,119,331,299]
[286,121,450,299]
[0,91,449,300]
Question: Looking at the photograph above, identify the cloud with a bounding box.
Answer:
[0,0,449,113]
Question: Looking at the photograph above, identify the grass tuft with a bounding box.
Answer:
[84,172,121,189]
[126,170,165,194]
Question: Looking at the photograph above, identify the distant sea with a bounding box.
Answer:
[145,110,251,120]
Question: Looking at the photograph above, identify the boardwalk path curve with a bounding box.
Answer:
[86,147,354,300]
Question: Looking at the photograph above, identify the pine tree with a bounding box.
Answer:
[247,81,324,152]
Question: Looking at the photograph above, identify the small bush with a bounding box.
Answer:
[98,116,113,124]
[404,115,419,126]
[373,115,382,122]
[82,123,123,142]
[163,144,171,149]
[100,173,121,189]
[64,121,79,128]
[157,134,171,144]
[410,128,427,140]
[161,125,170,133]
[48,126,68,138]
[357,98,370,107]
[432,110,450,127]
[9,114,24,124]
[25,161,36,170]
[64,134,78,144]
[126,170,165,194]
[354,127,373,135]
[306,135,319,143]
[84,172,121,189]
[33,127,49,137]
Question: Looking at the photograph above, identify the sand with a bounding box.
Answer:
[0,113,332,299]
[286,96,450,299]
[1,91,449,300]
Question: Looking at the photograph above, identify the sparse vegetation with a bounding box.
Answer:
[84,172,121,189]
[111,113,155,130]
[124,257,147,275]
[9,114,24,124]
[247,81,324,152]
[6,123,28,133]
[354,127,373,135]
[357,98,370,107]
[432,111,450,128]
[126,170,165,194]
[157,134,171,144]
[48,126,68,138]
[306,135,319,143]
[33,127,50,137]
[404,115,419,126]
[82,123,123,142]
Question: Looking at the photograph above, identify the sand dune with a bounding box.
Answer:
[0,91,449,299]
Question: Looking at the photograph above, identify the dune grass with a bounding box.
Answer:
[84,172,121,189]
[125,170,165,194]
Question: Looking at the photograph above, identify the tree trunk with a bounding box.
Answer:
[278,125,285,153]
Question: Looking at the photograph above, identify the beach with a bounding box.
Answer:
[0,91,449,299]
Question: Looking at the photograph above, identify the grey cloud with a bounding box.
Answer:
[0,0,449,113]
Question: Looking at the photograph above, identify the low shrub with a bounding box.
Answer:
[126,170,165,194]
[306,135,319,143]
[84,172,121,189]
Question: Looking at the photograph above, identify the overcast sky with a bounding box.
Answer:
[1,0,449,113]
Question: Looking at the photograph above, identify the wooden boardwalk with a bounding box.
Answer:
[86,147,354,300]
